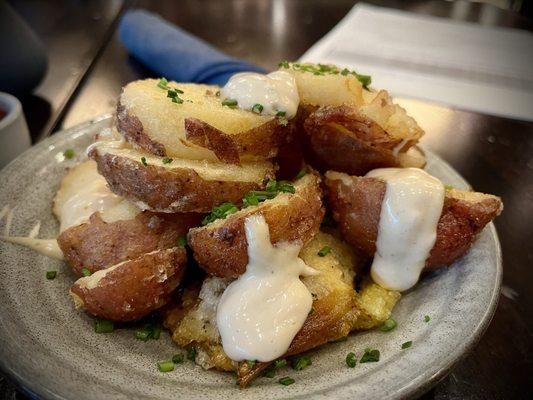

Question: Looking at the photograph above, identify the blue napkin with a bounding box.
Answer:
[119,9,266,86]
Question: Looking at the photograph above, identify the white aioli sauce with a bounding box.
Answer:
[366,168,444,291]
[216,214,317,362]
[0,236,63,259]
[221,71,300,118]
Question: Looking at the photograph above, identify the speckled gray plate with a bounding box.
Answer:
[0,115,502,400]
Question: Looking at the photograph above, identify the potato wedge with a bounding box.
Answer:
[324,171,503,268]
[188,173,324,278]
[58,211,201,276]
[352,279,401,330]
[117,79,288,162]
[302,105,425,175]
[70,247,186,322]
[89,141,275,213]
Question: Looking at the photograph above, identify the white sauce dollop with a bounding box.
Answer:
[221,71,300,118]
[366,168,444,292]
[0,237,63,259]
[216,214,317,362]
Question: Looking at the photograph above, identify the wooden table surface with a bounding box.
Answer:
[2,0,532,399]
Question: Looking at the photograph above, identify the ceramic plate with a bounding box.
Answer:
[0,116,502,400]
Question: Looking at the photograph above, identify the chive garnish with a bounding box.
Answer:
[251,104,264,114]
[444,184,454,190]
[380,318,397,332]
[157,78,168,89]
[246,360,255,368]
[63,149,75,159]
[278,376,295,386]
[186,347,197,361]
[401,341,413,349]
[292,356,312,371]
[360,348,380,363]
[157,360,175,372]
[140,157,148,166]
[172,353,184,364]
[151,325,161,340]
[295,168,307,179]
[274,359,287,369]
[278,60,290,69]
[276,111,286,117]
[201,202,239,225]
[177,235,187,247]
[318,246,331,257]
[346,352,357,368]
[172,353,183,364]
[46,271,57,280]
[215,90,221,97]
[424,315,431,323]
[331,336,348,343]
[222,98,238,108]
[81,267,91,277]
[94,318,114,333]
[162,157,173,164]
[263,368,275,378]
[135,322,160,341]
[135,330,150,341]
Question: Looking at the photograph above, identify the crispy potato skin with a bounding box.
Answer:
[302,105,416,175]
[70,247,187,322]
[185,118,287,164]
[57,211,201,275]
[324,174,503,268]
[188,175,325,278]
[117,102,166,156]
[91,151,273,213]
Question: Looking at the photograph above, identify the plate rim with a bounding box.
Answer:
[0,115,503,400]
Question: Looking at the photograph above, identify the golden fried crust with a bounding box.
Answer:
[188,175,325,278]
[116,102,166,156]
[303,105,413,175]
[70,247,187,322]
[91,151,273,213]
[57,212,201,276]
[324,174,503,268]
[185,118,287,164]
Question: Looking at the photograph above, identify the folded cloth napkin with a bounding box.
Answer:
[119,9,265,85]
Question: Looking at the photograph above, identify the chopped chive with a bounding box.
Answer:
[318,246,331,257]
[46,270,57,280]
[81,267,91,277]
[444,184,454,190]
[278,60,290,69]
[340,68,350,76]
[263,368,275,378]
[266,180,277,192]
[157,360,175,372]
[135,330,150,341]
[331,336,348,343]
[295,168,307,179]
[172,353,184,364]
[278,376,295,386]
[215,90,221,97]
[380,318,397,332]
[94,318,114,333]
[292,356,312,371]
[157,77,168,89]
[177,235,187,247]
[186,347,197,361]
[401,341,413,350]
[276,111,286,117]
[424,315,431,323]
[140,157,148,166]
[251,103,264,114]
[63,149,75,159]
[201,202,238,225]
[277,181,295,193]
[360,348,380,363]
[246,360,255,368]
[151,324,161,340]
[222,98,238,108]
[274,359,287,369]
[242,192,259,208]
[346,352,357,368]
[162,157,173,164]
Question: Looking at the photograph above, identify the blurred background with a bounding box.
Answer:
[1,1,532,399]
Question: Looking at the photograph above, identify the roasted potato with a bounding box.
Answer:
[187,173,324,278]
[89,141,275,213]
[58,211,201,276]
[352,279,401,330]
[117,79,288,162]
[70,247,187,322]
[324,171,503,268]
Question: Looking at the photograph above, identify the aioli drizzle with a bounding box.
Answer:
[216,215,317,362]
[366,168,444,291]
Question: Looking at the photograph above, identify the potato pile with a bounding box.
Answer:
[58,62,502,387]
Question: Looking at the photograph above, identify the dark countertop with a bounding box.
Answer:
[2,1,532,399]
